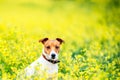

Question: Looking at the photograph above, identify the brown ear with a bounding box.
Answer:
[56,38,64,44]
[39,38,49,44]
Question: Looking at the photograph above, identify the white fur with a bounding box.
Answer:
[25,50,58,78]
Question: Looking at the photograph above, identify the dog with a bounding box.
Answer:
[24,38,64,79]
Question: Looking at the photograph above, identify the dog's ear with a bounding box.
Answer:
[39,38,49,44]
[56,38,64,44]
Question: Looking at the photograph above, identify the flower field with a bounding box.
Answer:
[0,0,120,80]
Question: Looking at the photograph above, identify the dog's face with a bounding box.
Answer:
[39,38,64,60]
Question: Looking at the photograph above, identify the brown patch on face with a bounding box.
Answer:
[43,40,61,55]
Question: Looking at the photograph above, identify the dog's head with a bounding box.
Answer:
[39,38,64,60]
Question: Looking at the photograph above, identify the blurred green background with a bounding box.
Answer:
[0,0,120,80]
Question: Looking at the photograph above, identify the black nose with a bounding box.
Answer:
[51,54,56,59]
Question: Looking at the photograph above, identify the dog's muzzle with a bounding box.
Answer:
[51,53,56,59]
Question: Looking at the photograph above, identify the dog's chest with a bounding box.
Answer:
[39,56,58,73]
[25,56,58,76]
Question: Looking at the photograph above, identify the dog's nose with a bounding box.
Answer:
[51,54,56,59]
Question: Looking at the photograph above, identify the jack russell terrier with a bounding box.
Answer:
[24,38,64,79]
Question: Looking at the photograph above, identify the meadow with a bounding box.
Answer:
[0,0,120,80]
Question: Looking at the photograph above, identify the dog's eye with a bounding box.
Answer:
[55,46,59,49]
[46,46,50,49]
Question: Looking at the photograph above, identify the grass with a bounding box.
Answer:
[0,0,120,80]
